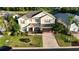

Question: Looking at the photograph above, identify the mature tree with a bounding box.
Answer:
[68,16,74,25]
[52,22,68,34]
[9,16,20,33]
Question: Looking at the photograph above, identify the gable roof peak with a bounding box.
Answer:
[25,11,42,18]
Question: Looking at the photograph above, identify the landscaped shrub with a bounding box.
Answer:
[23,32,28,36]
[52,22,68,34]
[3,32,12,35]
[64,38,70,42]
[19,32,28,36]
[20,38,30,43]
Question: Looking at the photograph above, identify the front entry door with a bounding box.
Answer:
[29,28,33,32]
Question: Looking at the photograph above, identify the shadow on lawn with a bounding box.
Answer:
[0,46,12,51]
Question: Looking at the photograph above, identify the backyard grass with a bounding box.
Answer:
[0,35,42,47]
[55,33,79,47]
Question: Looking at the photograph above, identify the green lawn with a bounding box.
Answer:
[55,33,79,47]
[0,35,42,47]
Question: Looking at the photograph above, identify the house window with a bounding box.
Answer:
[35,17,40,22]
[22,27,27,32]
[21,20,25,24]
[45,19,51,23]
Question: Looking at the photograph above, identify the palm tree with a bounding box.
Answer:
[67,15,75,34]
[67,15,74,29]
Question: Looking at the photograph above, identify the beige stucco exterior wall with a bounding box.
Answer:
[41,15,55,24]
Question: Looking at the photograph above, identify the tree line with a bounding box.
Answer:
[0,7,79,13]
[0,7,54,11]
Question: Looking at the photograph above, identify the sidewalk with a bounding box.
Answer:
[42,32,59,47]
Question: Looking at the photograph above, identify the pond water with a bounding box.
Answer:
[54,13,78,24]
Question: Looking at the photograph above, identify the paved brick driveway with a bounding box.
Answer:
[42,31,59,48]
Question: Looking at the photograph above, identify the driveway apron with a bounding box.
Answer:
[42,32,59,47]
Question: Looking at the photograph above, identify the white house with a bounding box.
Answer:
[70,23,79,32]
[18,11,56,32]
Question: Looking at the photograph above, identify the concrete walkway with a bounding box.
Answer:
[42,32,59,48]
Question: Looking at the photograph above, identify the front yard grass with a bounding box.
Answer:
[0,35,42,47]
[55,33,79,47]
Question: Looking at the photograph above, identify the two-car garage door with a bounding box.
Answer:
[42,28,52,32]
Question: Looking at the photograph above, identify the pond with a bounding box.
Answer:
[54,13,78,24]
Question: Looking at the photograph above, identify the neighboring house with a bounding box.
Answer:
[74,15,79,27]
[18,11,56,32]
[70,23,79,32]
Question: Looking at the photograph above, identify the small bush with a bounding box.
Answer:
[52,22,68,34]
[19,32,28,36]
[3,32,12,35]
[64,38,70,42]
[20,38,30,43]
